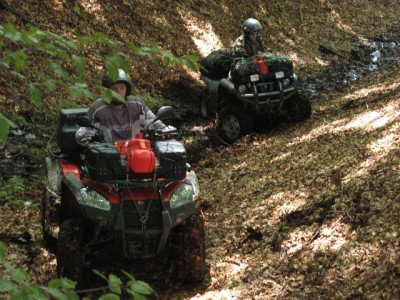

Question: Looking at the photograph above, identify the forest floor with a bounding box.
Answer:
[1,1,400,299]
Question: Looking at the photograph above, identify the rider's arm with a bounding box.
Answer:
[140,104,167,131]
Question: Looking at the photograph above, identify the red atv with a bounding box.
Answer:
[42,106,206,286]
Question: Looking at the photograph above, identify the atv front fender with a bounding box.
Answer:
[219,78,240,96]
[45,157,63,196]
[62,173,115,227]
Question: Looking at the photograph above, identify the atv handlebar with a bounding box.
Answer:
[142,126,178,141]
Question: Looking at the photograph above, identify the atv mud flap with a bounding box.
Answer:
[157,202,196,253]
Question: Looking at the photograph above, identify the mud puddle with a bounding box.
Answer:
[300,32,400,99]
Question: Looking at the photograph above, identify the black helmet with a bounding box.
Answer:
[243,18,262,33]
[102,69,132,96]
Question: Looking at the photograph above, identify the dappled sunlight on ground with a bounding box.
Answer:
[179,9,223,57]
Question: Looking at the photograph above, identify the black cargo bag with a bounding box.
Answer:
[155,141,187,181]
[56,108,88,157]
[262,53,293,78]
[84,142,125,181]
[230,58,259,84]
[199,49,233,79]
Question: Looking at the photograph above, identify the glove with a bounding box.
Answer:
[76,127,96,147]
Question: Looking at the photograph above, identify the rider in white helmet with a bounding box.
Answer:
[76,69,167,144]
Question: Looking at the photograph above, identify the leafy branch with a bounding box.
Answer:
[0,242,155,299]
[0,23,199,143]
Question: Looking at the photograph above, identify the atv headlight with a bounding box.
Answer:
[79,187,111,211]
[170,183,194,209]
[238,84,247,93]
[282,78,291,87]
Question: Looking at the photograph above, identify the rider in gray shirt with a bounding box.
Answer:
[77,69,166,144]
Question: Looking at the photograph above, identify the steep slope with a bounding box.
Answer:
[1,0,399,115]
[0,0,400,299]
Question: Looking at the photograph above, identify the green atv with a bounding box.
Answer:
[200,50,311,143]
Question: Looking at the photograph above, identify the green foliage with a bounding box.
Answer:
[0,242,155,299]
[139,92,165,110]
[0,241,81,300]
[128,41,198,72]
[0,176,36,209]
[93,270,155,299]
[0,22,199,143]
[0,114,16,144]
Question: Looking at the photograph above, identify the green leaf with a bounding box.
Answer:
[28,83,42,106]
[129,281,153,295]
[108,274,122,295]
[126,291,146,300]
[73,3,82,17]
[0,241,7,260]
[43,79,57,92]
[72,55,86,75]
[82,88,95,100]
[46,61,70,80]
[12,269,28,284]
[11,70,26,80]
[0,277,15,292]
[0,113,17,143]
[4,23,20,42]
[0,61,10,69]
[281,225,290,231]
[121,270,135,282]
[76,35,92,46]
[21,31,39,44]
[68,85,82,99]
[101,88,114,103]
[42,287,70,300]
[10,288,28,299]
[62,289,80,300]
[25,285,49,300]
[93,269,108,281]
[98,294,120,300]
[48,277,76,290]
[105,61,118,81]
[9,50,28,70]
[4,263,28,283]
[105,54,128,78]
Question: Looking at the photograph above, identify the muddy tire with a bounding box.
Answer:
[41,187,58,252]
[57,218,90,286]
[172,211,206,284]
[218,104,254,143]
[284,93,312,122]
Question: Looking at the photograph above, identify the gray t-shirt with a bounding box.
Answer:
[87,95,161,142]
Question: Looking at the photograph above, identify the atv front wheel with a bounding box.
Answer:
[57,218,90,286]
[219,105,254,143]
[41,187,59,252]
[172,211,206,284]
[284,93,312,122]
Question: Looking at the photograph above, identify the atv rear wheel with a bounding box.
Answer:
[57,218,90,286]
[173,211,206,284]
[284,93,312,122]
[219,104,254,143]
